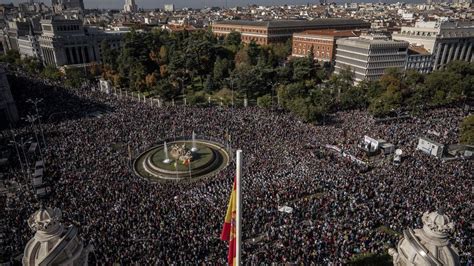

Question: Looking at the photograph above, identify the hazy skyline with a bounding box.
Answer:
[3,0,424,9]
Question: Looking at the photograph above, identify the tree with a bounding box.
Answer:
[257,94,272,108]
[291,57,314,82]
[460,115,474,145]
[247,40,260,65]
[40,65,62,81]
[213,57,231,82]
[64,68,86,87]
[224,31,241,47]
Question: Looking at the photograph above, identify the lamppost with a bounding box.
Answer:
[268,81,279,110]
[9,131,24,175]
[20,137,31,175]
[226,77,235,108]
[26,98,46,148]
[23,114,43,160]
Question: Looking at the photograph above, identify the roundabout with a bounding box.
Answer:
[133,138,230,182]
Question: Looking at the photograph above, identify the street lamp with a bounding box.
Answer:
[268,81,279,110]
[26,98,46,148]
[9,131,24,175]
[23,114,43,160]
[226,77,235,108]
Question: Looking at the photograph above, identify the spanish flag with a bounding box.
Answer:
[221,178,237,265]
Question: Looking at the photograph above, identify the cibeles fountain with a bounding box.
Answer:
[134,133,230,181]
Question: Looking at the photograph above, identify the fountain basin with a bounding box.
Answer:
[133,139,230,182]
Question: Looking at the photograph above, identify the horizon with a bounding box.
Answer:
[3,0,426,10]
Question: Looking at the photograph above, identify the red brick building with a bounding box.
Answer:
[292,30,359,62]
[211,19,370,45]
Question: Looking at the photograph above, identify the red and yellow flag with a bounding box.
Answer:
[221,178,237,266]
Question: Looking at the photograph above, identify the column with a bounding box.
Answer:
[74,46,81,64]
[447,43,454,65]
[453,42,461,61]
[65,47,71,64]
[465,43,472,62]
[433,42,442,70]
[439,43,448,69]
[68,47,75,65]
[78,46,84,64]
[71,47,78,64]
[52,49,57,66]
[459,42,467,61]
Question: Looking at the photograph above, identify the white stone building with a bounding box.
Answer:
[123,0,138,13]
[392,21,474,71]
[334,33,409,83]
[38,17,126,67]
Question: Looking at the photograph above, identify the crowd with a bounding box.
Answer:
[1,71,472,264]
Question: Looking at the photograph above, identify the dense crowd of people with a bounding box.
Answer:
[1,71,472,264]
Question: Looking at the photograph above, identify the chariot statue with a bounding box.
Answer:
[170,144,193,163]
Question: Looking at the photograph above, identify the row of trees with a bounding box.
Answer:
[0,49,93,88]
[277,60,473,121]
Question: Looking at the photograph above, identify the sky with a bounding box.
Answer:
[3,0,423,9]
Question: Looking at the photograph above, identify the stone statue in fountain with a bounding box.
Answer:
[170,144,193,163]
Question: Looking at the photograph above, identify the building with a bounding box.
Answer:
[164,4,175,12]
[392,21,474,71]
[212,19,370,45]
[406,45,432,73]
[52,0,84,12]
[334,34,409,83]
[389,210,459,266]
[23,207,93,265]
[123,0,138,13]
[292,30,359,62]
[0,66,18,128]
[4,20,31,51]
[38,17,126,67]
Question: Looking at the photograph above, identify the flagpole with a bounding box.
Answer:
[235,149,242,265]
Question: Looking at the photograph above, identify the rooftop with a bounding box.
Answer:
[213,19,370,28]
[408,45,430,55]
[294,29,360,37]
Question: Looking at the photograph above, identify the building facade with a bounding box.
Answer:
[123,0,138,13]
[212,19,370,45]
[334,34,409,83]
[164,4,175,12]
[393,21,474,71]
[52,0,84,12]
[292,30,359,62]
[18,34,41,58]
[0,66,18,128]
[38,17,126,67]
[406,45,433,73]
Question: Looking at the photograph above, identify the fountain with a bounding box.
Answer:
[191,131,198,152]
[163,141,171,164]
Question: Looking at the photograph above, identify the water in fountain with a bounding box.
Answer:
[163,141,171,164]
[191,131,198,152]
